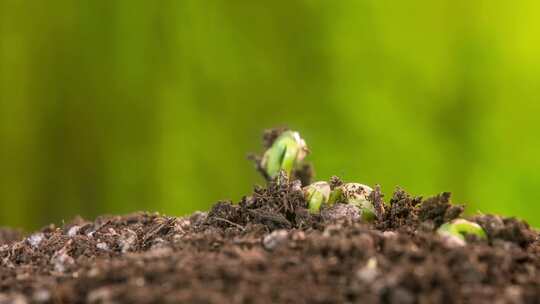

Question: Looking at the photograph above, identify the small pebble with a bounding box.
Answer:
[291,180,303,192]
[441,235,466,248]
[67,226,81,237]
[382,231,397,239]
[32,289,51,303]
[87,287,113,304]
[190,211,207,224]
[356,257,379,283]
[150,238,169,250]
[26,233,45,248]
[119,229,138,253]
[290,230,306,242]
[96,242,109,251]
[503,286,523,304]
[51,245,75,272]
[263,230,289,250]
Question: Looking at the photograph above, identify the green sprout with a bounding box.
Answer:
[437,219,487,244]
[328,187,343,205]
[261,131,308,179]
[328,183,375,221]
[303,181,331,214]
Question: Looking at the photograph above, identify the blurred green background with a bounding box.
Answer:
[2,1,540,230]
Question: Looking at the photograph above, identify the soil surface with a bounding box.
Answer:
[1,175,539,304]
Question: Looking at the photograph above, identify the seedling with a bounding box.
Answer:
[328,187,343,205]
[329,183,376,221]
[303,181,331,213]
[261,130,308,179]
[437,219,487,244]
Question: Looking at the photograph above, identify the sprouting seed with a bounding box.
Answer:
[328,183,375,221]
[328,187,343,205]
[304,181,331,213]
[261,131,308,179]
[437,219,487,243]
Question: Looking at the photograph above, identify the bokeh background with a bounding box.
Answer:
[2,1,540,230]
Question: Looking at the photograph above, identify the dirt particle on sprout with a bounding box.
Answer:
[329,175,344,189]
[321,203,360,221]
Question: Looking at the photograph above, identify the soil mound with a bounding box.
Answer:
[1,129,539,303]
[1,178,538,303]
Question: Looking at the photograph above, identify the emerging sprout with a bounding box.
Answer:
[328,187,343,205]
[261,131,308,179]
[437,219,487,245]
[303,181,331,213]
[329,183,375,221]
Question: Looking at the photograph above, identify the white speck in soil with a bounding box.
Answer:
[290,230,306,241]
[291,180,302,192]
[96,242,109,251]
[150,237,168,250]
[441,235,466,248]
[26,233,45,248]
[32,289,51,303]
[87,287,113,303]
[51,242,75,272]
[504,286,523,303]
[67,226,80,237]
[382,231,397,239]
[190,211,208,226]
[356,257,379,283]
[263,230,288,250]
[119,229,138,253]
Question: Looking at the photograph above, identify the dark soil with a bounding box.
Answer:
[1,175,539,304]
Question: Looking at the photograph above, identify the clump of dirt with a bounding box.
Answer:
[473,214,537,248]
[206,172,318,232]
